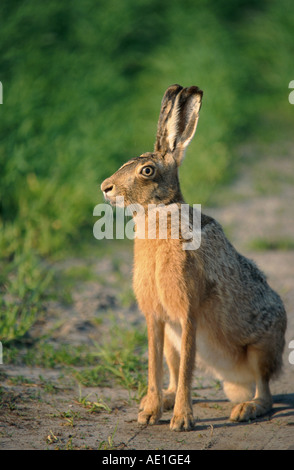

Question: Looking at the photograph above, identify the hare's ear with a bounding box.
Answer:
[154,85,203,166]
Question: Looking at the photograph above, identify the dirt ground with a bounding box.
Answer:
[1,144,294,450]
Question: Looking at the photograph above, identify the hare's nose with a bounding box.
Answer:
[101,180,114,194]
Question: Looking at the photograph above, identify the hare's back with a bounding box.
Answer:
[200,215,286,332]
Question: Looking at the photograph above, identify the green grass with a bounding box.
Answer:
[1,0,294,348]
[74,326,148,398]
[0,252,53,341]
[4,323,148,398]
[248,237,294,251]
[77,390,112,414]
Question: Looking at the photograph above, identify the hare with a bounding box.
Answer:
[101,84,287,431]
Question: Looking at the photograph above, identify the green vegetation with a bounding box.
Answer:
[4,323,148,398]
[74,326,148,399]
[77,390,112,414]
[1,1,293,374]
[248,237,294,251]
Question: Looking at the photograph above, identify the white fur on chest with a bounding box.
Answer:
[164,321,249,383]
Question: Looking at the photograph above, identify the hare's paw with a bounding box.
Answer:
[162,389,176,411]
[138,409,161,426]
[230,401,257,422]
[230,399,271,422]
[170,410,194,432]
[138,394,162,426]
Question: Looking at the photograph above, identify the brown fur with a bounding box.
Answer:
[101,85,287,431]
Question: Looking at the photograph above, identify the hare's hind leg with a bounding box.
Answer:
[230,378,272,422]
[230,346,273,422]
[223,381,255,404]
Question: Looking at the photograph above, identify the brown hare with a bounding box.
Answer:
[101,84,287,431]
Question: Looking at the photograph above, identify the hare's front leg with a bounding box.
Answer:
[138,314,164,426]
[170,319,196,431]
[162,330,180,411]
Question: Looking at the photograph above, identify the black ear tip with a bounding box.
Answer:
[169,83,183,90]
[164,84,183,99]
[187,86,203,97]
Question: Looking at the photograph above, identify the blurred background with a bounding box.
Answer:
[0,0,293,341]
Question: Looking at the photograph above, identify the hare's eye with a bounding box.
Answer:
[141,166,155,177]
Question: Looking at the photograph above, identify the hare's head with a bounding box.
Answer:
[101,85,203,208]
